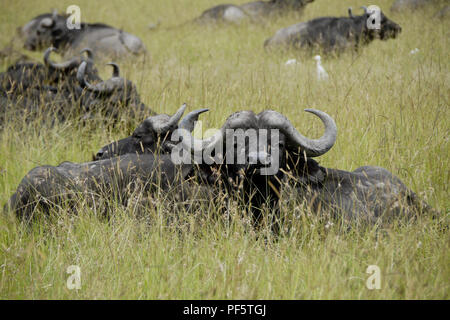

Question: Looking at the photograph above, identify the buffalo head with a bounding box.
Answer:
[93,104,209,160]
[77,61,144,119]
[19,11,75,52]
[178,108,337,221]
[361,6,402,41]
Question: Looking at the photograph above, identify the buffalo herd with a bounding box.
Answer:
[0,47,147,128]
[1,1,441,229]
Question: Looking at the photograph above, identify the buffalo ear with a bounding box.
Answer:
[304,160,325,185]
[287,152,325,185]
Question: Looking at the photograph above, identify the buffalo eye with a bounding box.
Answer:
[52,29,63,37]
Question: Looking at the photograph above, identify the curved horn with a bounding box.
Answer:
[179,108,209,132]
[77,61,100,91]
[44,47,80,70]
[79,48,94,60]
[361,6,368,14]
[106,62,120,77]
[150,103,187,134]
[77,61,125,93]
[348,7,354,18]
[270,109,337,157]
[179,111,224,153]
[52,9,58,20]
[39,17,54,28]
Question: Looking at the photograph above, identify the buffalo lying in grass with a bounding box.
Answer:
[5,154,193,222]
[5,105,434,227]
[0,47,97,94]
[264,6,402,53]
[93,104,208,160]
[19,11,146,59]
[195,0,314,24]
[4,107,207,222]
[180,108,431,226]
[0,48,150,127]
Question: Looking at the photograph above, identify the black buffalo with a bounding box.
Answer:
[19,11,146,59]
[180,109,431,226]
[93,104,208,160]
[5,154,192,222]
[178,108,337,224]
[1,47,148,126]
[4,108,206,222]
[264,7,402,52]
[195,0,314,24]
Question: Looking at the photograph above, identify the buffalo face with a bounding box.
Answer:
[363,7,402,41]
[20,12,71,51]
[180,108,337,221]
[378,11,402,40]
[93,105,208,160]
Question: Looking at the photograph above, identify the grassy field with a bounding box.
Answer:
[0,0,449,299]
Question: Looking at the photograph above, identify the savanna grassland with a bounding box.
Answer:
[0,0,448,299]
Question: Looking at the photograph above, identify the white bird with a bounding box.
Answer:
[410,48,419,55]
[314,55,328,81]
[285,58,300,66]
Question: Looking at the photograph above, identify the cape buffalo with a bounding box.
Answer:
[179,109,431,226]
[5,154,193,222]
[195,0,314,24]
[19,11,146,59]
[4,108,206,222]
[93,104,209,160]
[264,7,402,53]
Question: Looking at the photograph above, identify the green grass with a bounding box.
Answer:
[0,0,449,299]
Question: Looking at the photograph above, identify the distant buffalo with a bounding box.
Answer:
[264,6,402,53]
[93,104,208,160]
[0,47,99,127]
[19,11,146,59]
[434,5,450,19]
[180,109,432,226]
[195,0,314,24]
[0,47,148,128]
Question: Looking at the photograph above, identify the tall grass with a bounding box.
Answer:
[0,0,448,299]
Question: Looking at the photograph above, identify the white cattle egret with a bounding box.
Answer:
[314,55,328,80]
[285,58,300,66]
[410,48,419,55]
